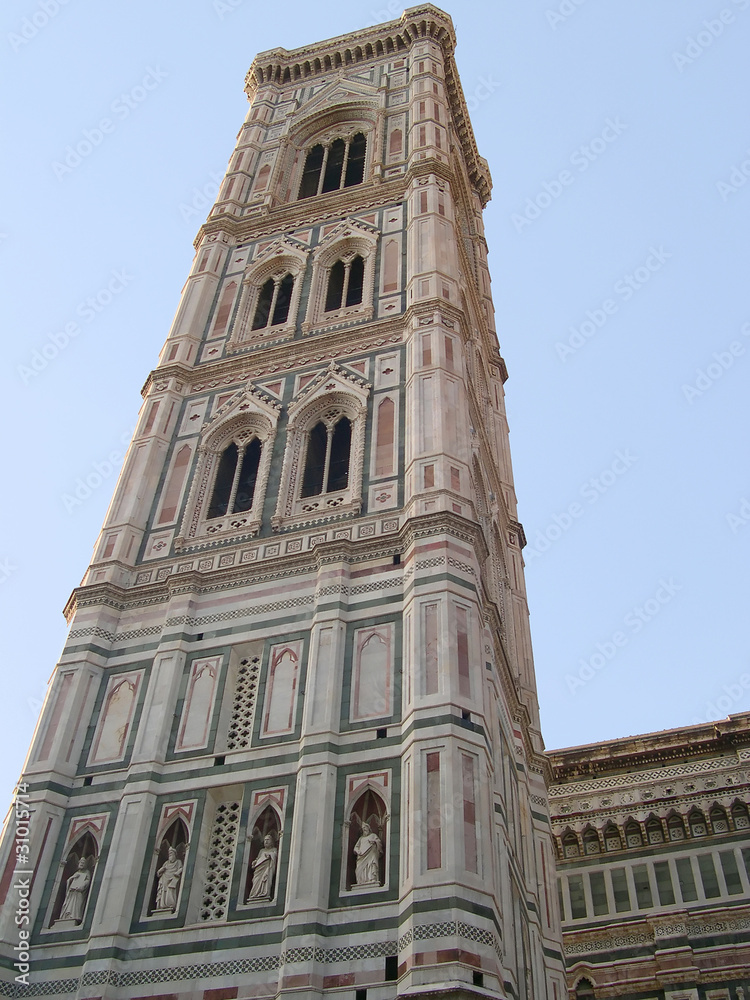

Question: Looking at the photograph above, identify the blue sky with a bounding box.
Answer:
[1,0,749,810]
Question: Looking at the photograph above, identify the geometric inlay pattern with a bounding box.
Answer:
[200,801,241,921]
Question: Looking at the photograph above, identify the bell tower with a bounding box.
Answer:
[0,7,567,999]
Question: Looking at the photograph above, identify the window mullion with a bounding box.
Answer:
[322,426,334,493]
[226,444,245,514]
[340,139,351,189]
[317,145,330,196]
[341,263,351,309]
[268,279,281,327]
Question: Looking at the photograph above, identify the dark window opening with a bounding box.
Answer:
[299,143,324,199]
[83,775,93,786]
[301,416,352,497]
[272,273,294,326]
[393,554,401,565]
[252,278,274,330]
[346,255,364,306]
[196,632,204,641]
[213,755,225,766]
[208,443,238,518]
[298,133,367,199]
[328,417,351,491]
[356,991,367,1000]
[324,255,365,313]
[233,438,262,513]
[252,273,294,331]
[385,957,398,981]
[322,137,346,192]
[345,132,367,187]
[325,260,346,312]
[208,439,263,519]
[376,728,387,739]
[301,421,328,497]
[472,971,484,988]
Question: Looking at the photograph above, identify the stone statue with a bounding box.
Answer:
[154,847,183,911]
[353,821,382,886]
[58,857,91,923]
[247,834,278,901]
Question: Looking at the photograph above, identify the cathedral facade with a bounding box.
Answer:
[0,7,567,999]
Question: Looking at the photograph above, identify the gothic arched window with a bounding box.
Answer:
[298,132,367,199]
[624,820,642,848]
[207,438,262,519]
[301,416,351,497]
[562,831,580,858]
[731,800,750,829]
[582,827,600,855]
[324,255,364,312]
[252,273,295,330]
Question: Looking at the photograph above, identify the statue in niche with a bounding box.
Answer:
[353,821,382,886]
[57,857,92,923]
[154,846,183,911]
[247,834,278,901]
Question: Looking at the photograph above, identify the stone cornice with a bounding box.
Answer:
[242,5,491,207]
[547,714,750,784]
[63,510,485,622]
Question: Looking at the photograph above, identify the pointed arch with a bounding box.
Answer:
[149,818,189,915]
[177,387,280,547]
[273,367,369,529]
[582,827,600,855]
[345,787,387,890]
[624,819,643,848]
[603,823,621,851]
[50,832,98,926]
[245,805,281,903]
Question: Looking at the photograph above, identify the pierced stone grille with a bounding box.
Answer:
[200,801,241,921]
[227,656,260,749]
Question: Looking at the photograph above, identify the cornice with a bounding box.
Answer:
[141,317,405,399]
[64,510,486,623]
[241,5,491,208]
[547,716,750,784]
[194,176,409,251]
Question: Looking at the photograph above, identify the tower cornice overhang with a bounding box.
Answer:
[243,5,491,206]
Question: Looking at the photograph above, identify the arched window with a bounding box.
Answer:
[667,813,686,841]
[149,819,188,915]
[50,833,97,926]
[646,817,664,844]
[731,800,750,830]
[583,828,600,855]
[624,820,642,848]
[301,416,351,497]
[575,978,595,1000]
[207,438,262,519]
[252,273,294,330]
[688,809,707,837]
[603,824,621,851]
[298,132,367,199]
[324,255,364,312]
[562,831,579,858]
[345,788,387,890]
[709,805,729,834]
